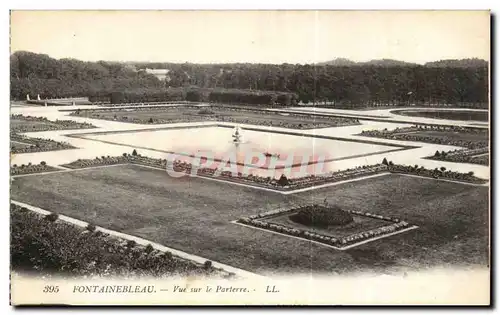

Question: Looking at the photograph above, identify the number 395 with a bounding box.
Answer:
[43,285,59,293]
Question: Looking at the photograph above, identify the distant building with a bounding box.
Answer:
[142,68,170,81]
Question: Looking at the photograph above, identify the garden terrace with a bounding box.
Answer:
[11,164,489,274]
[70,105,360,129]
[10,162,58,176]
[10,114,96,133]
[426,148,489,166]
[10,204,225,279]
[360,125,489,149]
[11,133,76,154]
[236,204,416,250]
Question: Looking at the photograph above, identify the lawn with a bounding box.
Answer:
[392,109,489,122]
[10,164,489,276]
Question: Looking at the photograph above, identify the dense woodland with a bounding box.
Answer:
[11,51,489,108]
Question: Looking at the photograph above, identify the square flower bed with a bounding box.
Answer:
[236,205,417,250]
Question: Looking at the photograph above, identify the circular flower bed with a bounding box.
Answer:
[289,205,354,227]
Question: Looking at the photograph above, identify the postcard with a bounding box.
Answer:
[9,10,490,306]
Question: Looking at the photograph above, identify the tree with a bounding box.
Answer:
[435,150,441,157]
[10,51,488,108]
[382,157,388,165]
[440,166,447,172]
[132,149,138,156]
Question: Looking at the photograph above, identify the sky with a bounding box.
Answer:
[10,10,490,64]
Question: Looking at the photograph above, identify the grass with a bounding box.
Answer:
[391,109,489,122]
[10,164,489,275]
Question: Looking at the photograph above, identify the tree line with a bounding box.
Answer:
[11,51,488,108]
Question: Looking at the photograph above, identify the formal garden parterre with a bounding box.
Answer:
[10,162,489,275]
[69,105,360,129]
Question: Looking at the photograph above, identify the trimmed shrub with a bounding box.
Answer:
[290,205,354,227]
[45,212,59,222]
[86,224,97,232]
[204,260,213,270]
[144,244,154,254]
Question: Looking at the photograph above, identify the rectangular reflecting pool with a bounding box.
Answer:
[76,125,410,178]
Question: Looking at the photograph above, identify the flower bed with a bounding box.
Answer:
[10,203,231,279]
[62,155,129,169]
[236,205,413,249]
[11,114,96,132]
[60,152,487,189]
[10,162,58,176]
[169,160,389,191]
[95,101,195,107]
[70,105,360,129]
[360,125,488,149]
[11,134,76,154]
[426,148,489,166]
[386,163,487,184]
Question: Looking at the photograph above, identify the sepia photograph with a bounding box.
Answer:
[8,9,491,306]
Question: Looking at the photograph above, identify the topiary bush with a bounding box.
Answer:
[86,224,97,232]
[289,205,354,227]
[144,244,154,254]
[198,108,215,115]
[45,212,59,222]
[204,260,213,270]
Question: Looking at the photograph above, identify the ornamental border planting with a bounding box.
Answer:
[234,205,418,250]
